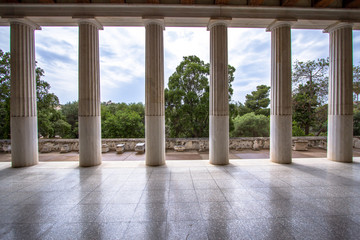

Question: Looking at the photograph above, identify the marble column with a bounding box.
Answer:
[144,19,165,166]
[267,21,292,164]
[10,19,40,168]
[78,19,102,167]
[208,19,229,165]
[325,22,353,163]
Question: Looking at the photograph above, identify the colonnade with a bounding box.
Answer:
[9,18,354,167]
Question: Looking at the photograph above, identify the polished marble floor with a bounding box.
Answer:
[0,158,360,240]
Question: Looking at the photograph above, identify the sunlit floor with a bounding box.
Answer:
[1,158,360,239]
[3,148,360,163]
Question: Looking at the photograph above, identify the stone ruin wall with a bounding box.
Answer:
[0,136,353,153]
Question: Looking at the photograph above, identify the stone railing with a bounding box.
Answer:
[0,136,343,153]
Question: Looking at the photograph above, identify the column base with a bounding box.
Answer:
[209,115,229,165]
[327,115,353,163]
[11,116,39,168]
[145,116,165,166]
[270,115,292,164]
[79,116,102,167]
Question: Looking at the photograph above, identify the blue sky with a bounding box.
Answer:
[0,26,359,104]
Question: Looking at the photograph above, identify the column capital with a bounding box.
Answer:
[75,17,103,30]
[266,19,296,32]
[323,21,353,33]
[207,17,231,31]
[8,18,41,30]
[143,17,165,30]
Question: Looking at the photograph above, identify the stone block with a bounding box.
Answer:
[253,140,260,151]
[354,138,360,149]
[102,144,109,153]
[263,139,270,149]
[174,145,185,152]
[60,144,71,153]
[293,141,308,151]
[40,144,52,153]
[135,143,145,153]
[116,144,125,154]
[2,144,11,153]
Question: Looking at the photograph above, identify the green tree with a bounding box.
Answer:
[165,55,235,138]
[35,67,63,138]
[0,50,11,139]
[0,49,64,138]
[232,102,249,117]
[102,109,144,138]
[292,58,329,135]
[293,58,329,104]
[292,121,305,136]
[354,105,360,136]
[231,112,269,137]
[292,84,318,135]
[313,104,328,136]
[244,85,270,116]
[354,66,360,102]
[53,119,72,138]
[61,101,79,138]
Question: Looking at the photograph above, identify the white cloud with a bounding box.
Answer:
[164,27,209,85]
[35,27,79,103]
[1,25,359,105]
[228,28,271,103]
[0,27,10,52]
[292,29,329,62]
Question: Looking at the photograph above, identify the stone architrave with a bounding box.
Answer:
[78,19,103,167]
[144,18,166,166]
[10,19,41,167]
[267,20,293,164]
[208,18,230,165]
[325,22,353,163]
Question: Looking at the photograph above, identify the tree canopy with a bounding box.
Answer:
[354,66,360,102]
[292,58,329,135]
[165,55,235,138]
[101,102,145,138]
[244,85,270,116]
[0,49,68,138]
[231,112,270,137]
[0,50,11,139]
[3,48,360,140]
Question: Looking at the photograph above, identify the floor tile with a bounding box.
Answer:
[200,202,238,220]
[122,221,166,240]
[1,158,360,239]
[166,221,208,240]
[205,220,249,240]
[168,202,203,221]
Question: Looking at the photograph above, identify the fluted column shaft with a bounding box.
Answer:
[209,20,229,165]
[145,19,165,166]
[268,22,292,164]
[10,20,40,168]
[326,23,353,163]
[78,20,102,167]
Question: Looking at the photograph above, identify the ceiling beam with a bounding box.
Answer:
[344,0,360,8]
[215,0,228,4]
[181,0,195,3]
[248,0,264,6]
[38,0,55,3]
[281,0,299,6]
[313,0,335,7]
